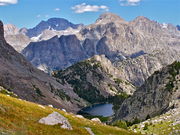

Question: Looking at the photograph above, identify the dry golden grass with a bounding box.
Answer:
[0,93,140,135]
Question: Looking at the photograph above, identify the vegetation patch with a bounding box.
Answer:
[165,61,180,92]
[111,120,128,129]
[130,121,180,135]
[33,85,45,97]
[108,92,130,112]
[53,60,106,104]
[0,87,18,98]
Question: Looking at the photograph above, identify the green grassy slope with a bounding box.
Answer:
[0,93,139,135]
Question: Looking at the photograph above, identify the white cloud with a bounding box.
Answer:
[0,0,18,6]
[120,0,142,6]
[72,3,109,13]
[54,8,60,11]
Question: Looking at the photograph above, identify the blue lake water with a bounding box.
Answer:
[81,103,114,117]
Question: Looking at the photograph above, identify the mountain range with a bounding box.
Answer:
[4,18,83,52]
[21,13,180,87]
[0,12,180,135]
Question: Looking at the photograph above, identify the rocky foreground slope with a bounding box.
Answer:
[113,61,180,122]
[0,21,88,112]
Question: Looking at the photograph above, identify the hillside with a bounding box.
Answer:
[114,50,180,86]
[113,61,180,122]
[0,91,139,135]
[53,55,135,106]
[0,20,87,113]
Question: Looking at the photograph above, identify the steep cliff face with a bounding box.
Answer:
[113,61,180,122]
[4,24,31,52]
[53,55,136,104]
[80,13,180,59]
[114,50,180,86]
[22,35,88,72]
[0,21,87,112]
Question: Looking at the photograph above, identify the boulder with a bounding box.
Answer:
[76,115,84,118]
[85,127,95,135]
[39,112,72,130]
[91,118,101,123]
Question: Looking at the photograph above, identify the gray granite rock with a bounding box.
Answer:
[39,112,72,130]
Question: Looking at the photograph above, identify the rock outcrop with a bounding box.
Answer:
[129,107,180,135]
[85,127,95,135]
[39,112,73,130]
[4,24,31,52]
[113,61,180,122]
[114,50,180,86]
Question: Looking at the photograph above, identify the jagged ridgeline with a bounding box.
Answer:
[113,61,180,122]
[21,13,180,87]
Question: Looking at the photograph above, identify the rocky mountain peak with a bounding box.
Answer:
[96,12,126,24]
[26,18,83,38]
[3,24,19,36]
[130,16,157,27]
[133,16,151,22]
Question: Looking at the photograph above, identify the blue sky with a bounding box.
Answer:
[0,0,179,28]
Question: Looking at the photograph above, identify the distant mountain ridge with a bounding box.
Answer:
[22,13,180,87]
[22,35,88,72]
[4,18,83,52]
[25,18,83,38]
